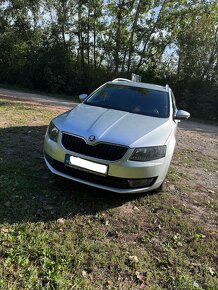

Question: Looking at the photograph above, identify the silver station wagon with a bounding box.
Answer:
[44,78,190,193]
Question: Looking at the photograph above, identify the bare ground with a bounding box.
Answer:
[0,87,76,107]
[170,121,218,230]
[177,120,218,158]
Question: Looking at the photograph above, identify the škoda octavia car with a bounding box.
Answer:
[44,78,190,193]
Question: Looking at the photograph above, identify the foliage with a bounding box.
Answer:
[0,0,217,120]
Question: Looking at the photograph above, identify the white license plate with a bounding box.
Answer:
[66,155,108,175]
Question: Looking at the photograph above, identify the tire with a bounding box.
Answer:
[153,179,166,193]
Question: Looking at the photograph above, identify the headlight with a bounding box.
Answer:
[47,121,59,142]
[129,146,166,161]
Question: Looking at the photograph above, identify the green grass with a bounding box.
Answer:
[0,99,217,289]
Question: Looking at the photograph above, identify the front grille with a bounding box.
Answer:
[44,153,156,189]
[62,133,128,161]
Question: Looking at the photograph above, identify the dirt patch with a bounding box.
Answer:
[177,120,218,158]
[170,121,218,230]
[0,97,71,111]
[116,202,135,215]
[0,88,76,108]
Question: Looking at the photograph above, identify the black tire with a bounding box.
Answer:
[153,179,166,193]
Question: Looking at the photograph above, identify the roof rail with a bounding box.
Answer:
[165,84,170,91]
[112,78,131,82]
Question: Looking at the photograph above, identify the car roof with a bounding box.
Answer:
[107,79,169,93]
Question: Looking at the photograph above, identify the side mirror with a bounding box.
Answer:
[79,94,88,101]
[174,109,190,120]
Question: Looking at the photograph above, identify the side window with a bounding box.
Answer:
[171,90,177,116]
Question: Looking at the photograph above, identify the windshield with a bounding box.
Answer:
[85,84,169,118]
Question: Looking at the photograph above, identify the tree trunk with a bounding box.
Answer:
[114,0,125,73]
[87,5,90,66]
[93,20,96,70]
[78,1,84,69]
[60,0,67,49]
[127,0,141,73]
[136,0,167,71]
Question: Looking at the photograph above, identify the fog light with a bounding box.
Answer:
[128,177,156,188]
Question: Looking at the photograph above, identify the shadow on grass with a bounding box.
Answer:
[0,125,145,224]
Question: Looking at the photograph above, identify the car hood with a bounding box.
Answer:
[54,104,172,147]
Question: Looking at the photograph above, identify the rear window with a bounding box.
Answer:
[85,84,169,118]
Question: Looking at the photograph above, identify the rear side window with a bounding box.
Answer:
[85,84,169,118]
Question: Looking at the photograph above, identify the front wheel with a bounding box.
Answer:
[153,179,166,193]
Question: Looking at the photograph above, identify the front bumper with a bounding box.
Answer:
[44,133,171,193]
[44,152,159,193]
